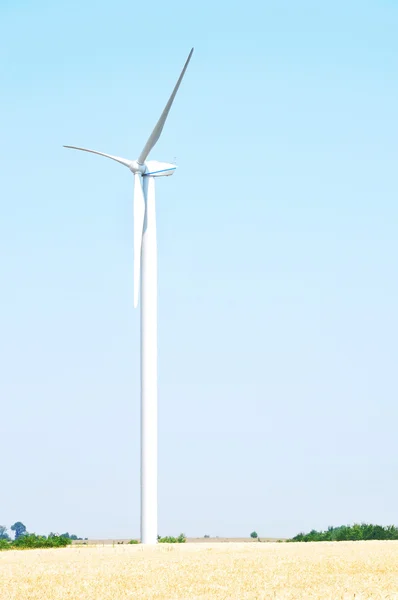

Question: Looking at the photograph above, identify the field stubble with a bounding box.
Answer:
[0,541,397,599]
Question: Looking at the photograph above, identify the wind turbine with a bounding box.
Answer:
[64,48,194,545]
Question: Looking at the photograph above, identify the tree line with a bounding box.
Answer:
[0,522,86,550]
[287,523,398,542]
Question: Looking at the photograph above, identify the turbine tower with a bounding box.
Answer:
[64,48,194,544]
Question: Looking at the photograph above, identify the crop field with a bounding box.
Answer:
[70,537,285,545]
[1,541,398,599]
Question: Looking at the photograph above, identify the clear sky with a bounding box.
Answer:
[1,0,397,540]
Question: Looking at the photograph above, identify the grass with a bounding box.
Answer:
[0,541,397,599]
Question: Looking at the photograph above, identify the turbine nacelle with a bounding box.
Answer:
[125,160,177,177]
[143,161,176,177]
[128,159,177,176]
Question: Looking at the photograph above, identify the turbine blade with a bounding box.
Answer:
[63,146,133,169]
[133,173,146,308]
[137,48,194,165]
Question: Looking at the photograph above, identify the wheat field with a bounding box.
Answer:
[1,541,398,599]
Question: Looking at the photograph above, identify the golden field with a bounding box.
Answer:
[1,541,398,599]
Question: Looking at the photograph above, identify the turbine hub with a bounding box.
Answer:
[129,160,147,175]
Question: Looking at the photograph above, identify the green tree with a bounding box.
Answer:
[250,531,258,539]
[10,522,27,540]
[0,526,9,540]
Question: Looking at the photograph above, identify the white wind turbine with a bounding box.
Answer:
[64,48,194,545]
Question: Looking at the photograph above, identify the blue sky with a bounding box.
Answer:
[1,0,397,539]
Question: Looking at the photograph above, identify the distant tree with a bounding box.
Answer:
[0,526,9,540]
[250,531,258,539]
[10,522,27,540]
[56,533,83,541]
[204,535,210,538]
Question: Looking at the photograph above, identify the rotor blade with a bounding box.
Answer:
[137,48,194,164]
[133,173,146,308]
[63,146,133,169]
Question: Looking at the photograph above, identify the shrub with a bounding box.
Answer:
[129,539,140,544]
[0,539,10,550]
[12,534,71,549]
[0,529,74,551]
[158,533,186,543]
